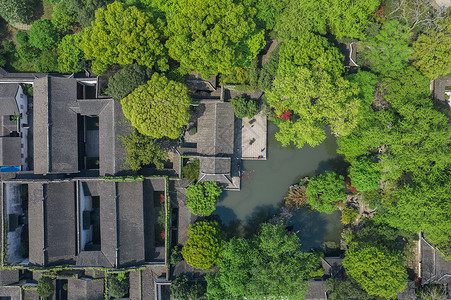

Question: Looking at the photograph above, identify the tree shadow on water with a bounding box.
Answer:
[244,204,279,238]
[316,156,349,177]
[287,209,330,251]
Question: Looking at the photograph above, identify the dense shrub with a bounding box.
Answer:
[171,275,207,300]
[109,273,129,299]
[34,50,59,72]
[170,245,183,266]
[121,131,168,171]
[182,159,199,182]
[185,181,222,216]
[107,63,153,101]
[306,172,346,214]
[16,30,29,46]
[37,277,54,298]
[231,94,260,119]
[341,206,358,225]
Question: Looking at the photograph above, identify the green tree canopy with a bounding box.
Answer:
[81,1,168,74]
[0,0,32,24]
[267,34,361,148]
[343,242,407,299]
[273,0,379,40]
[305,172,346,214]
[345,70,378,109]
[52,1,77,32]
[107,64,153,101]
[183,159,199,182]
[349,158,381,192]
[165,0,265,77]
[185,182,222,216]
[121,131,168,171]
[181,221,225,270]
[29,19,60,50]
[170,275,207,300]
[325,277,382,300]
[361,20,413,75]
[109,274,129,299]
[61,0,113,28]
[335,67,451,254]
[206,223,322,299]
[34,49,59,72]
[121,73,190,139]
[231,94,260,119]
[16,30,29,46]
[57,34,85,73]
[326,0,380,39]
[412,15,451,79]
[37,276,54,298]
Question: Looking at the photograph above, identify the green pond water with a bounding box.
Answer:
[214,122,345,251]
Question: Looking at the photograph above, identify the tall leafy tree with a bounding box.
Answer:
[81,1,168,74]
[165,0,265,77]
[343,242,407,299]
[57,34,85,73]
[182,221,225,270]
[267,33,361,148]
[121,131,168,171]
[306,172,347,214]
[349,158,381,192]
[185,182,222,216]
[121,73,190,139]
[107,64,153,101]
[52,1,77,32]
[345,70,378,109]
[206,223,321,299]
[412,15,451,79]
[61,0,114,28]
[326,0,380,39]
[0,0,32,24]
[29,20,60,50]
[361,20,413,75]
[231,94,260,119]
[325,277,381,300]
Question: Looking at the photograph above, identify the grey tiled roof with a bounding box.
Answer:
[0,84,19,116]
[28,183,45,266]
[117,181,145,267]
[67,277,104,300]
[33,76,79,174]
[76,251,112,268]
[197,103,234,156]
[22,177,165,268]
[0,270,19,286]
[0,137,21,166]
[397,280,416,300]
[0,286,21,299]
[321,257,343,277]
[45,182,76,265]
[198,156,232,185]
[305,281,327,300]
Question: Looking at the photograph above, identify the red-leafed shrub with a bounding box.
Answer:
[276,110,291,120]
[161,230,166,240]
[376,4,385,18]
[346,177,358,193]
[160,193,165,203]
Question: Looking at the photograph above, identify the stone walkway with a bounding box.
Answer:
[240,111,267,160]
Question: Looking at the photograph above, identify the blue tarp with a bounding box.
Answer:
[1,166,21,172]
